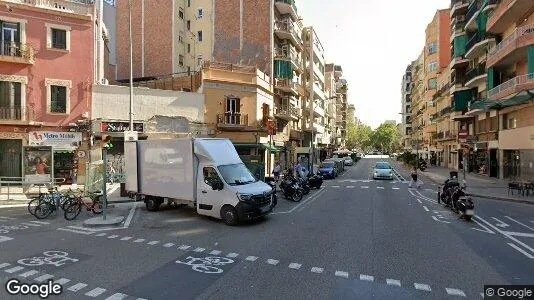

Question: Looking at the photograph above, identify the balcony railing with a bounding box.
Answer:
[274,47,300,66]
[0,41,35,64]
[274,20,300,44]
[274,0,297,14]
[274,78,299,93]
[488,73,534,100]
[3,0,93,17]
[274,105,299,120]
[0,106,23,121]
[466,0,480,23]
[465,64,486,83]
[487,23,534,67]
[216,113,249,127]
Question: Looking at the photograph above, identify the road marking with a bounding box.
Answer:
[472,220,495,234]
[332,185,340,188]
[18,270,38,278]
[423,206,429,212]
[105,293,128,300]
[476,216,534,256]
[123,202,138,228]
[5,266,24,273]
[392,187,400,190]
[34,274,54,282]
[193,247,205,252]
[0,216,15,220]
[67,282,88,292]
[386,279,401,286]
[270,189,326,215]
[0,236,14,243]
[288,263,301,269]
[361,186,369,189]
[506,232,534,238]
[29,220,49,225]
[134,239,145,243]
[346,186,354,188]
[55,278,71,285]
[148,241,160,245]
[178,245,191,250]
[120,236,132,241]
[107,235,119,239]
[267,259,279,265]
[57,228,94,235]
[0,262,10,269]
[417,199,422,204]
[492,217,510,228]
[85,287,107,297]
[507,243,534,259]
[424,189,434,192]
[359,274,374,282]
[245,256,258,261]
[335,271,349,278]
[227,253,239,258]
[377,186,384,189]
[432,216,451,224]
[505,216,534,231]
[414,283,431,291]
[95,233,107,237]
[21,222,41,227]
[311,267,323,273]
[446,288,466,297]
[209,250,222,255]
[163,243,175,248]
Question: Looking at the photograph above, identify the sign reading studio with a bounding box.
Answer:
[101,122,144,133]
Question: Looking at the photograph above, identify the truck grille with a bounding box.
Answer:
[252,192,272,207]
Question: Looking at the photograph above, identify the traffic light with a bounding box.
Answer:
[102,135,113,149]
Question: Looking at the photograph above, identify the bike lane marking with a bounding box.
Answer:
[0,236,13,243]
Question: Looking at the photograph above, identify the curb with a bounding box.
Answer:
[83,215,125,227]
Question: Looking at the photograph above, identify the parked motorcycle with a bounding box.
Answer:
[437,176,475,221]
[264,176,278,208]
[418,160,427,171]
[279,171,303,202]
[297,176,311,195]
[307,173,323,189]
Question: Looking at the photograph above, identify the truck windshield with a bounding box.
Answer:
[217,163,257,186]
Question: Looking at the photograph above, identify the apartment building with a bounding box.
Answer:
[410,52,425,153]
[324,64,339,151]
[401,64,413,151]
[330,65,348,149]
[0,0,96,184]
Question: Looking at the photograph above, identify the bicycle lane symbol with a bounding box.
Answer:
[15,250,85,272]
[175,256,235,274]
[0,224,29,234]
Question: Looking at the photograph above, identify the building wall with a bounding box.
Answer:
[103,0,117,65]
[184,0,213,69]
[92,85,205,123]
[438,9,452,68]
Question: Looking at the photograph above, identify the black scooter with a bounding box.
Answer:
[307,173,323,189]
[438,177,475,221]
[279,171,304,202]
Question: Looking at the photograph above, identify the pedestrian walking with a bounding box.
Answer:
[273,163,281,181]
[409,166,418,188]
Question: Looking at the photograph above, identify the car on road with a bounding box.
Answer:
[317,161,337,179]
[343,157,354,166]
[373,161,394,180]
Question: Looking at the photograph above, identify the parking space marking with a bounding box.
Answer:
[67,282,88,292]
[267,259,279,265]
[446,288,466,297]
[311,267,324,273]
[505,216,534,231]
[386,279,401,286]
[85,287,107,297]
[105,293,128,300]
[335,271,349,278]
[360,274,374,282]
[5,266,24,273]
[34,274,54,282]
[245,256,258,261]
[148,241,160,245]
[414,283,431,291]
[163,243,175,247]
[288,263,301,269]
[18,270,38,278]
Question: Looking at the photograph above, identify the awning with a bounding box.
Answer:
[495,90,534,108]
[233,143,281,153]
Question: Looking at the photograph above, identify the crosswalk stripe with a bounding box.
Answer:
[360,274,374,282]
[193,247,205,252]
[209,250,222,255]
[148,241,160,245]
[67,282,88,292]
[335,271,349,278]
[133,239,145,243]
[288,263,301,269]
[120,236,132,241]
[446,288,466,297]
[0,263,10,269]
[245,256,257,261]
[55,278,71,285]
[95,233,107,237]
[5,266,24,273]
[386,279,401,286]
[163,243,175,247]
[361,186,369,189]
[266,259,279,265]
[18,270,38,278]
[178,245,191,250]
[21,223,41,227]
[227,253,239,258]
[392,187,400,190]
[34,274,54,282]
[414,283,431,291]
[85,287,107,297]
[311,267,323,273]
[107,235,119,239]
[105,293,128,300]
[377,186,385,189]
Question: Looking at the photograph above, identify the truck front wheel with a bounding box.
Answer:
[221,205,239,226]
[146,197,161,212]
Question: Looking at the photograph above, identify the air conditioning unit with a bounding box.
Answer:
[124,131,138,141]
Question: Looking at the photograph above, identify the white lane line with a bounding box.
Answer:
[107,235,119,239]
[505,216,534,231]
[55,278,71,285]
[414,283,431,291]
[57,228,94,235]
[432,216,451,224]
[0,236,14,243]
[209,250,222,255]
[392,187,400,190]
[227,253,239,258]
[123,202,138,228]
[178,245,191,250]
[386,279,401,286]
[446,288,466,297]
[271,189,326,215]
[34,274,54,282]
[120,236,132,241]
[491,217,510,228]
[95,233,107,237]
[68,283,88,292]
[417,199,422,204]
[0,216,15,219]
[18,270,38,278]
[472,220,496,234]
[163,243,175,248]
[266,259,279,265]
[288,263,301,269]
[507,243,534,259]
[0,262,11,269]
[476,216,534,256]
[105,293,128,300]
[20,222,41,227]
[359,274,374,282]
[335,271,349,278]
[29,220,49,225]
[311,267,324,273]
[148,241,160,245]
[361,186,369,189]
[85,287,107,297]
[245,256,258,261]
[346,186,355,189]
[423,206,429,212]
[332,185,340,188]
[5,266,24,273]
[193,247,205,252]
[134,239,145,243]
[377,186,384,189]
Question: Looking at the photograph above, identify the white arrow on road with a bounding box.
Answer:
[0,236,14,243]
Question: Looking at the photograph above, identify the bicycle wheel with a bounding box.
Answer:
[64,202,81,221]
[204,257,234,264]
[18,257,45,266]
[43,250,69,258]
[34,203,53,219]
[91,196,103,214]
[191,265,223,274]
[60,196,73,211]
[27,198,40,215]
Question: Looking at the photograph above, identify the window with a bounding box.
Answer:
[197,56,203,66]
[197,8,203,18]
[428,78,437,89]
[428,61,438,72]
[179,8,184,19]
[0,81,22,120]
[51,28,67,49]
[187,43,191,53]
[187,0,191,7]
[46,23,70,51]
[178,54,184,66]
[50,85,67,113]
[428,42,437,54]
[504,115,516,129]
[186,20,191,31]
[178,31,184,43]
[203,167,222,188]
[197,30,203,42]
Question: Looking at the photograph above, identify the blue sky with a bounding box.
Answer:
[298,0,450,129]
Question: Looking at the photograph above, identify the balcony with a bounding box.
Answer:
[450,0,469,18]
[487,23,534,68]
[436,130,458,141]
[274,47,302,73]
[289,128,303,140]
[488,73,534,100]
[465,33,496,59]
[334,65,343,77]
[3,0,93,19]
[464,64,487,88]
[216,113,250,131]
[274,20,301,48]
[303,121,324,134]
[0,106,24,122]
[274,104,299,121]
[274,78,299,96]
[0,42,35,64]
[274,0,298,21]
[450,55,469,70]
[311,82,326,100]
[465,1,480,31]
[487,0,534,34]
[476,131,499,142]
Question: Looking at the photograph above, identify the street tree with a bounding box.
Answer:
[369,123,401,154]
[346,123,373,152]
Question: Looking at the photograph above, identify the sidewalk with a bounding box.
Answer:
[418,165,534,205]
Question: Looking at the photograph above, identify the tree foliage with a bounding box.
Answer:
[345,122,401,153]
[346,123,373,152]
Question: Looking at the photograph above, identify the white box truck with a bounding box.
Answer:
[124,138,274,225]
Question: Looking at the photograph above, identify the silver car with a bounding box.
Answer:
[373,162,394,180]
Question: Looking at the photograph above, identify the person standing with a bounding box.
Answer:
[409,166,418,188]
[273,163,281,181]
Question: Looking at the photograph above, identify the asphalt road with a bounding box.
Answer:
[1,157,533,300]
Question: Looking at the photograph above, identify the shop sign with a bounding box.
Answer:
[101,122,144,133]
[29,132,82,149]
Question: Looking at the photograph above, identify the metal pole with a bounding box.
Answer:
[128,0,134,131]
[102,148,108,220]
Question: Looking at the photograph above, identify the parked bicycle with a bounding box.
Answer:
[28,187,77,219]
[63,190,104,220]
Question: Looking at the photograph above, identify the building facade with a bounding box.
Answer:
[401,64,413,151]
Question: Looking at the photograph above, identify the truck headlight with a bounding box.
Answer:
[236,193,252,201]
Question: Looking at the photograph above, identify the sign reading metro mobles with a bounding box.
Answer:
[100,121,144,133]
